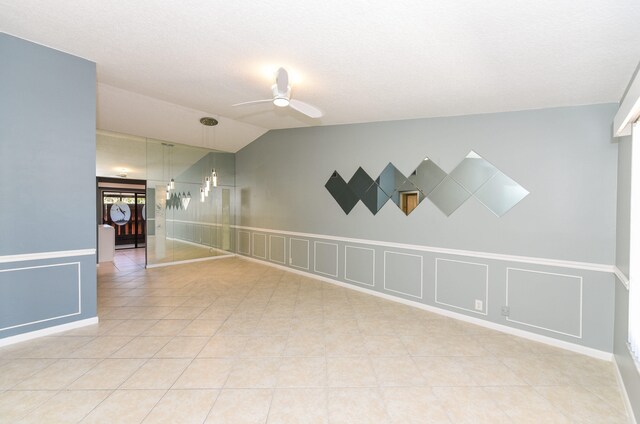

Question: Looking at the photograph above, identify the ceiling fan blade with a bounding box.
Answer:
[289,99,323,118]
[232,99,273,107]
[276,67,289,94]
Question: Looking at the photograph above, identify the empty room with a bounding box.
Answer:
[1,1,640,423]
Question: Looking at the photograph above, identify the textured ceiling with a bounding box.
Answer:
[2,0,639,151]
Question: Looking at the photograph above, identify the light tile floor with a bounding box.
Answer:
[0,258,630,423]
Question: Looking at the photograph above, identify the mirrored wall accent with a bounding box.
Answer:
[408,157,448,196]
[427,176,472,216]
[449,150,498,193]
[325,151,528,217]
[346,167,391,215]
[474,171,530,217]
[325,171,359,214]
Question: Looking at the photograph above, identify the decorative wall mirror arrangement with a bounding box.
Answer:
[325,151,529,217]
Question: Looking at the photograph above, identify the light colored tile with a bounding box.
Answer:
[110,336,172,358]
[142,389,218,424]
[154,337,209,358]
[432,386,511,424]
[0,359,57,390]
[267,388,328,424]
[327,388,391,424]
[121,358,191,389]
[81,389,165,424]
[277,356,326,388]
[242,335,288,356]
[500,355,563,384]
[327,357,377,387]
[173,358,235,389]
[363,335,408,356]
[68,336,133,358]
[106,319,158,336]
[205,389,272,424]
[584,385,628,413]
[14,358,99,390]
[179,320,223,336]
[382,387,450,424]
[69,358,146,389]
[0,390,58,422]
[324,333,367,356]
[284,334,325,356]
[142,320,191,336]
[370,356,426,386]
[536,385,629,423]
[458,356,526,386]
[163,306,206,320]
[199,335,249,357]
[413,357,474,387]
[225,357,281,388]
[19,390,110,424]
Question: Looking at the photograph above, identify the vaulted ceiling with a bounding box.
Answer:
[2,0,639,151]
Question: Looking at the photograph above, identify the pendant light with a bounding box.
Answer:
[200,188,205,202]
[200,116,219,195]
[211,169,218,187]
[166,183,171,200]
[170,178,175,190]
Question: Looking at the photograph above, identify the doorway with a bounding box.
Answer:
[400,191,419,215]
[97,177,147,268]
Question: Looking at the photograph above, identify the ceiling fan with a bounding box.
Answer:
[233,67,323,118]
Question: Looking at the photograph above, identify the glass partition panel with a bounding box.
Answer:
[146,139,236,265]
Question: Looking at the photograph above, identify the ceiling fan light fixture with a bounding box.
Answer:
[273,97,289,107]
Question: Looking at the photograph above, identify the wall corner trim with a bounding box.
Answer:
[0,317,99,347]
[615,266,631,290]
[0,249,96,264]
[238,255,612,361]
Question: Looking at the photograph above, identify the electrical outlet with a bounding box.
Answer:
[474,300,483,311]
[501,306,510,316]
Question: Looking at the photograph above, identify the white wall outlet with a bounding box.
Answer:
[474,299,483,311]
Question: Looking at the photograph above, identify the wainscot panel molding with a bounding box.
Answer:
[233,225,616,354]
[0,249,96,264]
[232,225,613,273]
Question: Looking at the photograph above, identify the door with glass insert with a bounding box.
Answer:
[102,192,146,248]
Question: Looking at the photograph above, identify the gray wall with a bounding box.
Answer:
[0,34,97,338]
[237,104,618,264]
[235,104,619,352]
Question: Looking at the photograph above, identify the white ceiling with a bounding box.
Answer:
[2,0,639,151]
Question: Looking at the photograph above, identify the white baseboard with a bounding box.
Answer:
[0,316,99,347]
[614,358,638,424]
[146,253,235,269]
[240,255,612,361]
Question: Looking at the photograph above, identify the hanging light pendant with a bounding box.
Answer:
[166,183,171,200]
[211,169,218,187]
[170,178,175,190]
[200,188,205,202]
[205,176,210,190]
